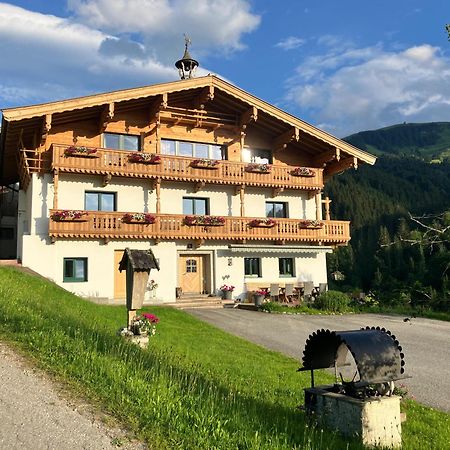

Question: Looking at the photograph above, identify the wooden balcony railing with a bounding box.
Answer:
[48,211,350,245]
[51,144,323,190]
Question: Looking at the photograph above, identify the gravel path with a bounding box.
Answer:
[187,309,450,413]
[0,342,147,450]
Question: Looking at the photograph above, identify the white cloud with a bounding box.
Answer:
[0,1,260,108]
[68,0,260,61]
[275,36,305,51]
[285,43,450,136]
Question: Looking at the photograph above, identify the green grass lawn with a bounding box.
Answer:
[0,267,449,449]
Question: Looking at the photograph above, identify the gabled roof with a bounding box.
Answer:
[0,74,376,185]
[118,248,160,272]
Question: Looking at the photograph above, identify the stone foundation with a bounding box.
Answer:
[305,385,402,448]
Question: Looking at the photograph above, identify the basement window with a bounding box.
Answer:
[63,258,88,282]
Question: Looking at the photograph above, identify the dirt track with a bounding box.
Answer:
[0,342,146,450]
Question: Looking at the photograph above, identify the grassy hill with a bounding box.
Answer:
[344,122,450,161]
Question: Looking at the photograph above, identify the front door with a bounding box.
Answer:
[178,254,205,294]
[114,250,126,299]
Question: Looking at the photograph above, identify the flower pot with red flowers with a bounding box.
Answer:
[249,218,276,228]
[245,163,271,174]
[190,159,220,169]
[299,219,324,229]
[290,167,315,177]
[122,213,156,224]
[128,153,161,164]
[220,284,235,300]
[50,210,88,222]
[183,215,225,227]
[64,146,98,157]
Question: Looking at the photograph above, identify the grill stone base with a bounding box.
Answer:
[305,386,402,448]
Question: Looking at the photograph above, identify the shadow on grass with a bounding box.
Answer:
[0,267,362,449]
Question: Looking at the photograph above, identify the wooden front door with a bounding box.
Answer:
[114,250,126,299]
[178,255,205,294]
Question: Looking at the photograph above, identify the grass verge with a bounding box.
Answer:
[0,267,449,449]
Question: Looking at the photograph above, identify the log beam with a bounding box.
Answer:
[41,114,52,145]
[194,85,214,109]
[239,106,258,130]
[313,147,340,167]
[325,157,358,178]
[99,102,115,132]
[273,127,299,152]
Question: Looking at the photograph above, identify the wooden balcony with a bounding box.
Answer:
[50,144,323,190]
[48,210,350,245]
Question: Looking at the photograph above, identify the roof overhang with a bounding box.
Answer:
[0,74,376,185]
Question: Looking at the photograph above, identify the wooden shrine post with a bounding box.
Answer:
[118,248,160,327]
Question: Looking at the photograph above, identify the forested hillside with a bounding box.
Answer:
[325,141,450,311]
[344,122,450,161]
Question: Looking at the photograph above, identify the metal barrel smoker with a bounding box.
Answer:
[299,327,408,448]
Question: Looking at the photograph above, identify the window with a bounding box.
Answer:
[266,202,288,218]
[242,148,272,164]
[244,258,261,277]
[186,259,197,273]
[104,133,140,151]
[183,197,209,215]
[0,227,14,240]
[63,258,87,282]
[279,258,295,277]
[85,192,116,211]
[161,139,224,160]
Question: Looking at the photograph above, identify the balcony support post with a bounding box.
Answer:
[235,185,245,216]
[155,178,161,214]
[322,196,332,221]
[53,169,59,210]
[315,191,322,221]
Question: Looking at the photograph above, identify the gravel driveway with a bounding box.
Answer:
[187,309,450,412]
[0,342,146,450]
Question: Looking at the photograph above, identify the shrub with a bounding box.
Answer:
[314,290,351,312]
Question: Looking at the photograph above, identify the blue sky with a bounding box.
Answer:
[0,0,449,136]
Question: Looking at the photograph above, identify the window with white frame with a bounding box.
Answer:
[161,139,224,160]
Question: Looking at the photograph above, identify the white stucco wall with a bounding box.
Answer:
[18,174,329,302]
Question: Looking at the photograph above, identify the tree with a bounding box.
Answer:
[447,24,450,40]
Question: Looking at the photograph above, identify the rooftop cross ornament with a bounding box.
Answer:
[175,34,199,80]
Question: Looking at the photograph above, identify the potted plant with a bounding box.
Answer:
[290,167,315,177]
[245,163,271,174]
[128,153,161,164]
[220,284,235,300]
[64,146,98,157]
[118,312,160,348]
[253,289,267,306]
[249,218,276,228]
[299,219,324,229]
[122,213,156,224]
[50,210,87,221]
[190,159,220,169]
[183,215,225,226]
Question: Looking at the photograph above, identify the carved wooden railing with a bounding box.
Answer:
[51,144,324,190]
[48,210,350,244]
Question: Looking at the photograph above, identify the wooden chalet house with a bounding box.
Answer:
[0,56,376,302]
